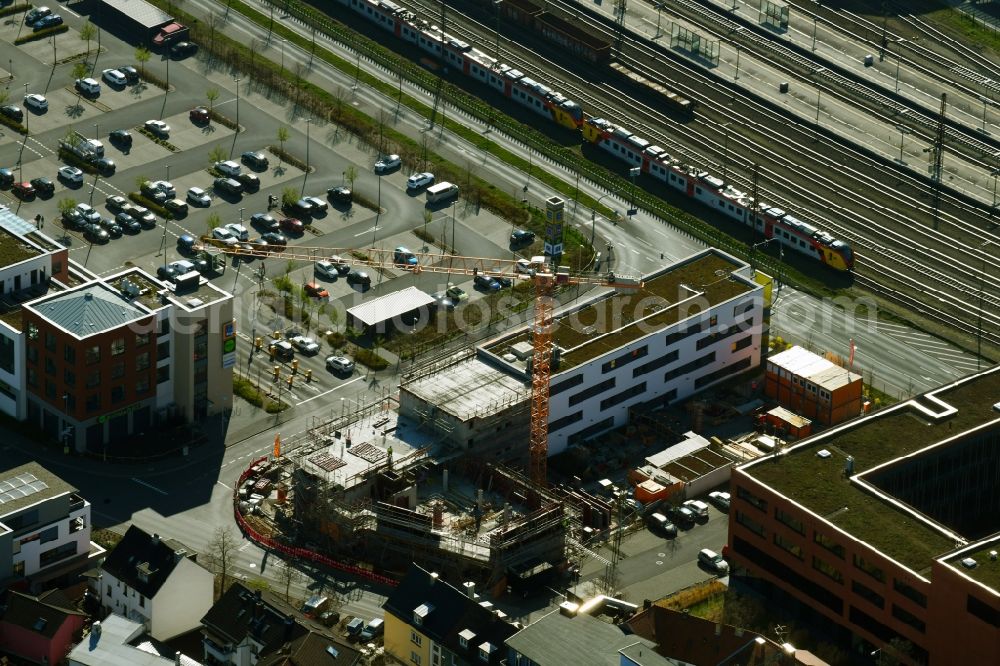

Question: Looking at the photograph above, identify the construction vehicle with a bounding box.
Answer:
[203,239,642,487]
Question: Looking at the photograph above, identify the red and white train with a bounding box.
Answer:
[334,0,855,271]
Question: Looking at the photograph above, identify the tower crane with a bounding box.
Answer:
[204,239,643,487]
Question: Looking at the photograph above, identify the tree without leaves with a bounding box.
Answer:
[207,526,239,600]
[276,558,301,602]
[344,166,357,190]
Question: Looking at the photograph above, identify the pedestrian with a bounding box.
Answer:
[33,214,40,228]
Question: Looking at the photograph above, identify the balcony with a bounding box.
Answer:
[69,493,86,513]
[203,636,233,662]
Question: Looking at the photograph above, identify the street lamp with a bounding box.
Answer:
[721,122,732,181]
[895,125,908,164]
[591,192,614,243]
[22,82,28,134]
[279,38,286,75]
[990,155,1000,223]
[93,123,99,141]
[165,164,171,182]
[983,96,991,134]
[734,43,741,81]
[234,77,240,129]
[653,2,665,40]
[977,240,992,371]
[627,167,640,220]
[811,1,821,51]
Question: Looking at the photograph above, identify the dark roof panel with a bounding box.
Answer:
[100,0,173,30]
[100,525,195,599]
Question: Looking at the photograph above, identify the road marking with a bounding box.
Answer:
[132,477,168,495]
[354,226,377,237]
[297,375,364,405]
[217,480,232,490]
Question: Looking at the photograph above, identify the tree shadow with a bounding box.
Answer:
[129,82,149,98]
[65,103,84,119]
[273,164,286,177]
[200,124,218,135]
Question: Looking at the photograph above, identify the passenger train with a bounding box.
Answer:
[333,0,855,271]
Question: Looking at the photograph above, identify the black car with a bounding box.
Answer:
[327,186,352,205]
[251,213,279,232]
[156,265,179,282]
[84,223,109,243]
[510,229,536,246]
[62,208,86,230]
[24,6,51,25]
[29,177,54,197]
[260,232,287,246]
[237,172,260,192]
[0,168,13,189]
[213,177,243,196]
[0,105,23,122]
[33,14,62,30]
[100,218,122,238]
[115,213,141,233]
[109,129,132,148]
[241,151,269,171]
[289,198,314,217]
[91,157,116,176]
[347,270,371,286]
[494,275,513,288]
[118,65,139,84]
[170,41,197,58]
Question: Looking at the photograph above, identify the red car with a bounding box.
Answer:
[12,182,35,200]
[280,217,303,233]
[304,282,330,299]
[189,106,209,123]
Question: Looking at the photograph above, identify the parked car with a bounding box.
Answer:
[144,120,170,137]
[698,548,729,575]
[406,172,434,190]
[236,172,260,192]
[170,41,198,58]
[100,217,122,238]
[84,223,109,243]
[0,168,13,188]
[177,234,198,253]
[708,491,731,512]
[269,340,294,360]
[326,355,355,374]
[290,198,314,217]
[474,274,501,291]
[446,285,468,302]
[75,78,101,96]
[76,203,101,225]
[144,181,175,198]
[241,151,269,170]
[127,205,156,228]
[57,166,84,184]
[189,106,210,123]
[214,160,241,177]
[29,177,53,197]
[279,217,303,234]
[118,65,139,84]
[187,187,211,206]
[251,213,279,231]
[101,69,127,87]
[214,177,243,196]
[91,157,116,175]
[682,500,710,522]
[105,194,128,212]
[25,6,51,25]
[260,232,287,247]
[345,617,365,637]
[347,270,370,286]
[329,256,351,275]
[648,512,678,538]
[157,265,179,282]
[510,229,536,246]
[225,223,249,241]
[211,227,239,247]
[0,105,23,122]
[164,199,188,216]
[303,196,327,213]
[109,129,132,147]
[359,618,384,641]
[303,282,329,299]
[33,13,62,30]
[327,186,352,204]
[314,261,339,279]
[668,505,697,526]
[432,292,456,311]
[23,94,47,112]
[62,208,85,230]
[291,335,320,355]
[12,182,34,200]
[392,246,417,267]
[374,154,401,173]
[116,213,141,233]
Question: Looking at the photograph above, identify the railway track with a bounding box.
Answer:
[413,0,1000,340]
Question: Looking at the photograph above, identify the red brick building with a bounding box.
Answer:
[728,365,1000,664]
[0,589,86,665]
[765,345,862,426]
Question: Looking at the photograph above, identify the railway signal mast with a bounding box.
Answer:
[205,241,642,487]
[930,93,947,230]
[613,0,627,57]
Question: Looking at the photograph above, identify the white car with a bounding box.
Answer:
[149,180,175,197]
[58,166,83,184]
[303,196,327,213]
[76,203,101,223]
[214,160,241,177]
[326,355,355,374]
[406,172,434,189]
[169,259,195,274]
[291,336,320,355]
[314,260,338,279]
[374,154,401,173]
[101,68,127,86]
[187,187,211,206]
[144,119,170,137]
[708,491,731,511]
[23,94,47,112]
[698,548,729,575]
[75,78,100,96]
[225,223,249,241]
[515,258,537,275]
[211,227,238,246]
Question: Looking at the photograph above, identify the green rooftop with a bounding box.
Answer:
[488,252,754,371]
[746,367,1000,574]
[948,539,1000,592]
[0,228,42,268]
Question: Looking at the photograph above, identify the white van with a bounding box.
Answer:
[426,181,458,203]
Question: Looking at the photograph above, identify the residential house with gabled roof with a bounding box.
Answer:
[383,565,518,666]
[98,525,213,641]
[0,588,87,665]
[200,582,359,666]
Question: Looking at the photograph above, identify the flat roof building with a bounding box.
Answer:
[729,364,1000,664]
[400,248,766,461]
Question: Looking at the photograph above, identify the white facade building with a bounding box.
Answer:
[98,526,214,641]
